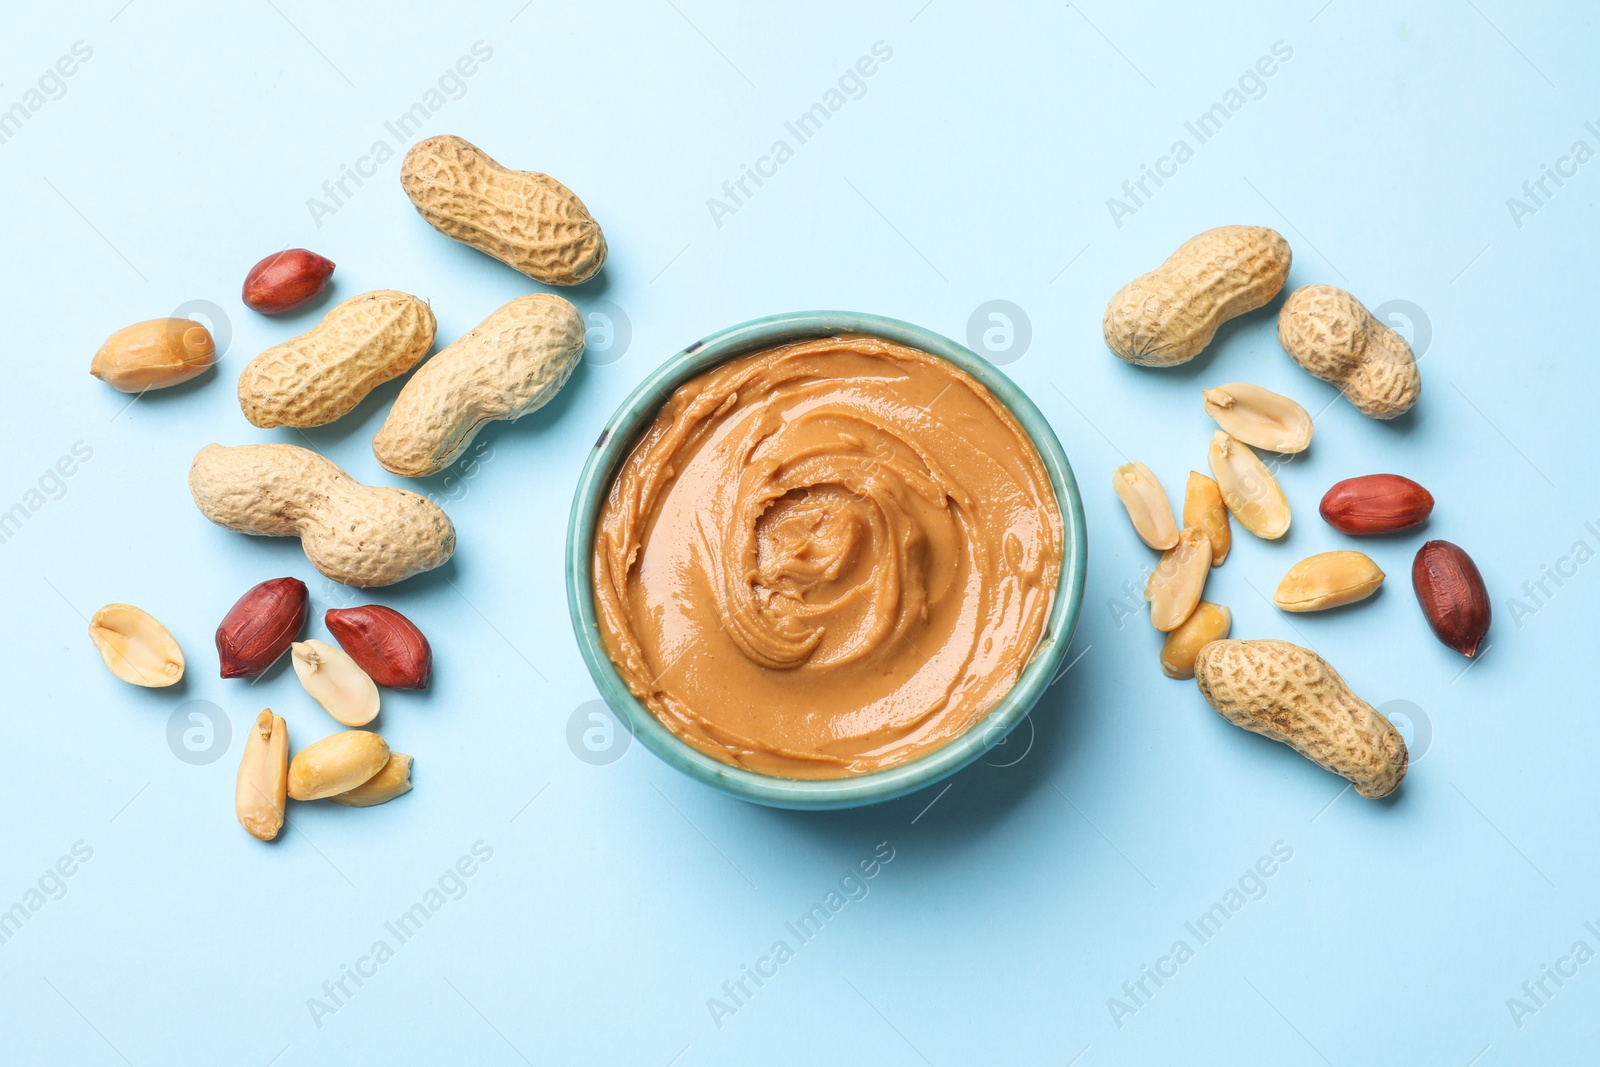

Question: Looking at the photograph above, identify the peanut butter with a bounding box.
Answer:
[593,335,1062,778]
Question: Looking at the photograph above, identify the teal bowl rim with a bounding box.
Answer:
[564,310,1088,810]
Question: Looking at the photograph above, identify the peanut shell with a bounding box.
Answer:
[1278,285,1419,419]
[1103,226,1291,367]
[238,290,435,428]
[372,294,585,477]
[188,443,455,587]
[401,134,606,285]
[1194,639,1407,798]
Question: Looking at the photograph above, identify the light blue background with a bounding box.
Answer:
[2,1,1595,1063]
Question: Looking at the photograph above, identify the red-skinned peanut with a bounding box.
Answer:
[325,605,431,689]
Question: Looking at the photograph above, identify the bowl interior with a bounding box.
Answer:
[565,310,1088,809]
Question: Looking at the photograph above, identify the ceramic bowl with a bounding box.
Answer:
[565,311,1087,809]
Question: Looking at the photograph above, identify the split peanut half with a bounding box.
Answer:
[1113,462,1179,550]
[292,640,380,727]
[1182,471,1230,566]
[1202,383,1313,453]
[236,711,288,841]
[91,318,217,392]
[1275,551,1385,612]
[88,604,185,687]
[1145,527,1212,632]
[1206,432,1290,539]
[329,753,413,807]
[1160,601,1232,679]
[287,730,389,801]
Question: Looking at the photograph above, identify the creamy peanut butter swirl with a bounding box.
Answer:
[593,335,1062,778]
